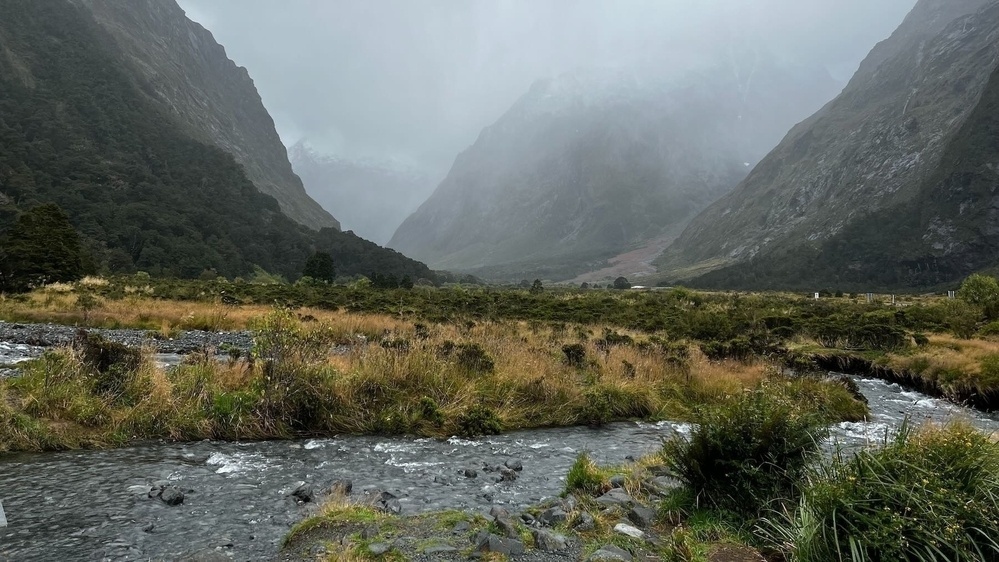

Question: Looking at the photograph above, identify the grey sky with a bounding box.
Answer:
[177,0,917,177]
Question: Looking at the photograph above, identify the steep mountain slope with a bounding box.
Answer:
[389,63,840,279]
[661,0,999,290]
[0,0,430,282]
[289,142,435,245]
[70,0,339,231]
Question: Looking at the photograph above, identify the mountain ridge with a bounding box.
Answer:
[390,60,841,280]
[0,0,430,283]
[289,141,434,245]
[660,0,999,290]
[70,0,340,231]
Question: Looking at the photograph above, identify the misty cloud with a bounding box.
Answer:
[176,0,916,178]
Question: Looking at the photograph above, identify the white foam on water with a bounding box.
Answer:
[384,457,443,472]
[205,451,271,475]
[446,436,482,447]
[374,442,414,453]
[303,439,332,450]
[832,421,894,443]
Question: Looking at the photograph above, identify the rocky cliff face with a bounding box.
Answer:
[71,0,339,231]
[661,0,999,290]
[389,62,839,279]
[288,143,434,245]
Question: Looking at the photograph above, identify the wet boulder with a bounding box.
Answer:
[159,486,185,506]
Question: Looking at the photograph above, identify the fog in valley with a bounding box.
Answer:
[177,0,917,245]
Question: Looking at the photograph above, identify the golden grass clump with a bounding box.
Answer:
[0,308,865,452]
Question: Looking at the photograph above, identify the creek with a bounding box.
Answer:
[1,375,997,561]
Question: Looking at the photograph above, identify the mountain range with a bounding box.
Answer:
[288,142,436,246]
[0,0,431,282]
[389,61,841,281]
[659,0,999,290]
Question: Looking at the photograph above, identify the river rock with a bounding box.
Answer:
[613,522,644,538]
[532,529,567,552]
[329,479,353,495]
[539,507,568,527]
[368,542,392,556]
[628,505,656,528]
[374,491,402,514]
[587,544,634,561]
[474,533,524,556]
[159,486,185,506]
[360,526,379,540]
[571,511,595,532]
[291,482,314,503]
[462,468,478,478]
[424,545,458,554]
[595,489,636,508]
[489,506,519,537]
[609,474,626,488]
[504,458,523,471]
[499,467,519,482]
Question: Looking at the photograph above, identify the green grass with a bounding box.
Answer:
[765,422,999,561]
[661,378,832,516]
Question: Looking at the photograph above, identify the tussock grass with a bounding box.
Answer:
[285,492,385,546]
[887,334,999,395]
[764,422,999,562]
[0,306,867,452]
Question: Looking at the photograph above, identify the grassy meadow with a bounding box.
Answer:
[0,272,998,453]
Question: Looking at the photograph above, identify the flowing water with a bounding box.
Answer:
[1,376,997,561]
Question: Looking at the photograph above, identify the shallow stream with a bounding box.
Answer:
[1,376,997,561]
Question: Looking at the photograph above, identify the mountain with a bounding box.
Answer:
[389,62,840,281]
[288,142,435,245]
[660,0,999,290]
[0,0,431,282]
[69,0,338,231]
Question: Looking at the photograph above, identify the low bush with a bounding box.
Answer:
[454,343,495,374]
[563,452,605,496]
[562,343,587,367]
[774,423,999,562]
[455,404,502,437]
[661,381,829,515]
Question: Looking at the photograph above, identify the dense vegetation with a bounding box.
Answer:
[0,0,431,283]
[0,305,865,452]
[0,204,91,292]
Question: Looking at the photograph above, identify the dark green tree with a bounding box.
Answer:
[530,279,544,294]
[0,204,87,292]
[302,251,336,283]
[613,276,632,290]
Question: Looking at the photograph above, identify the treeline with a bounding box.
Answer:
[0,0,431,287]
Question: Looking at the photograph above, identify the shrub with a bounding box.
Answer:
[562,343,586,367]
[417,396,445,428]
[579,388,612,427]
[661,384,828,515]
[454,343,495,374]
[563,452,605,496]
[73,330,143,402]
[455,405,502,437]
[777,423,999,562]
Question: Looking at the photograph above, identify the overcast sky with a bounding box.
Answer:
[177,0,917,177]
